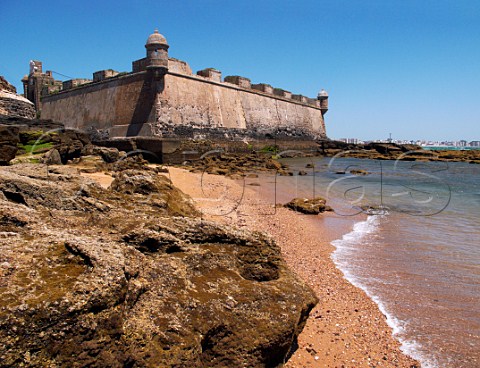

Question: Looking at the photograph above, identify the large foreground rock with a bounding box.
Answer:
[0,164,317,367]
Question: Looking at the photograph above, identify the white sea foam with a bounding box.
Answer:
[331,215,439,368]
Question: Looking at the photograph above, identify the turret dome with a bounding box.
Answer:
[318,89,328,98]
[146,29,168,46]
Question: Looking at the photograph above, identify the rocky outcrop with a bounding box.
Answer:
[319,140,480,164]
[184,153,288,177]
[0,163,317,367]
[1,117,91,164]
[0,76,16,93]
[0,76,35,120]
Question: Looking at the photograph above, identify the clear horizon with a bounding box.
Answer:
[1,0,478,141]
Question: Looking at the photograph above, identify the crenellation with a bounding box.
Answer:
[196,68,222,82]
[224,76,251,89]
[62,79,92,91]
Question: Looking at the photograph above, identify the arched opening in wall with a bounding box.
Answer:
[154,49,158,56]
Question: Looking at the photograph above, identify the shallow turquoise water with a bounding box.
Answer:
[278,157,480,367]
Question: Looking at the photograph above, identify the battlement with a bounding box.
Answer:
[251,83,273,94]
[62,79,92,90]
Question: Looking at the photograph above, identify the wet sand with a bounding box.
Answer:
[167,167,419,367]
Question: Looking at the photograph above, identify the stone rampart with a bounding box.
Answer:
[41,72,156,135]
[152,72,325,139]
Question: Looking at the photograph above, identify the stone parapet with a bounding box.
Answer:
[273,88,292,99]
[251,83,274,94]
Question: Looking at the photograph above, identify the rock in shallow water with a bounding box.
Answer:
[284,197,333,215]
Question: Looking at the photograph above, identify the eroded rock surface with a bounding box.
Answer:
[0,163,317,367]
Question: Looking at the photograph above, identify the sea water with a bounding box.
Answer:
[276,156,480,367]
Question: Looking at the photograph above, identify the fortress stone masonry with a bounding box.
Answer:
[23,30,329,140]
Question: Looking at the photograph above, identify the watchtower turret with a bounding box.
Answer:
[145,29,169,77]
[317,89,329,112]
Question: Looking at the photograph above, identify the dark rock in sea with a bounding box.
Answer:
[284,197,333,214]
[360,205,389,215]
[0,163,316,367]
[350,169,369,176]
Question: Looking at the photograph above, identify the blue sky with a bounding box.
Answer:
[1,0,479,141]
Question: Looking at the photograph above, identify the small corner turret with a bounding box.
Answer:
[317,89,329,113]
[145,29,169,78]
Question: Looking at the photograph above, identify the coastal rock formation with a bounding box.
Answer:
[0,163,317,367]
[0,117,91,165]
[0,125,20,165]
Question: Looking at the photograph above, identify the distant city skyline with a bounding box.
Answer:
[1,1,479,141]
[337,137,480,147]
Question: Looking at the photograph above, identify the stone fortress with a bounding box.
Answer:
[23,29,329,140]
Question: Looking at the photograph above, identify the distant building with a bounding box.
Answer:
[339,138,359,144]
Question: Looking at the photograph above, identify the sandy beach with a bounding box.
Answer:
[167,167,419,367]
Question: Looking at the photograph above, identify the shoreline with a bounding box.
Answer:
[168,167,420,367]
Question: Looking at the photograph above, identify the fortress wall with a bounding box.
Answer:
[39,71,326,139]
[41,72,155,134]
[156,73,326,137]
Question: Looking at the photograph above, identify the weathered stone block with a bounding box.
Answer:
[224,75,251,89]
[251,83,274,94]
[292,94,308,103]
[93,69,119,82]
[197,68,222,82]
